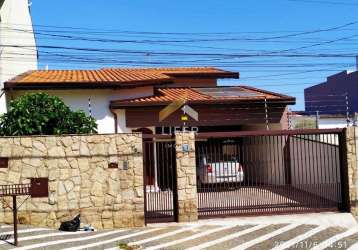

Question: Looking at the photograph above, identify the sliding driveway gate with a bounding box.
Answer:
[195,129,348,218]
[143,135,178,223]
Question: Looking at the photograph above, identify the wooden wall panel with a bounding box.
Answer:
[125,104,286,127]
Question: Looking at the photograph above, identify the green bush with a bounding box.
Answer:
[0,93,97,136]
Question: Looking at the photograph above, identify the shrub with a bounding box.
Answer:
[0,93,97,136]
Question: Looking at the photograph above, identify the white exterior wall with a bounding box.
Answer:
[291,115,349,129]
[116,109,131,133]
[0,0,38,114]
[318,118,348,129]
[10,86,154,134]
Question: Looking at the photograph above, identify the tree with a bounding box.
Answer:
[0,93,97,136]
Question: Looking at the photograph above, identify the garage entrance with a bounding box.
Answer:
[195,129,348,218]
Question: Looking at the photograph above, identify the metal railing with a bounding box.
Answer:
[0,184,31,197]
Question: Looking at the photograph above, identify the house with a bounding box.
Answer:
[0,0,38,114]
[4,67,295,134]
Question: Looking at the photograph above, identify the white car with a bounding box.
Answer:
[197,156,244,184]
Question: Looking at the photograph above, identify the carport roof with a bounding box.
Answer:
[110,86,296,108]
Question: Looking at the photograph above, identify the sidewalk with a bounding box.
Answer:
[0,212,357,249]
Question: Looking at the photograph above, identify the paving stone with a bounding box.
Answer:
[36,229,138,250]
[92,227,181,250]
[206,224,287,250]
[143,225,217,248]
[3,232,98,249]
[323,232,358,250]
[114,226,181,245]
[0,223,354,250]
[167,225,253,250]
[287,226,347,250]
[248,224,317,250]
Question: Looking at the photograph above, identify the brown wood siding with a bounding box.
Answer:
[125,104,286,127]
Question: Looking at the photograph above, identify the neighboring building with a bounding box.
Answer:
[304,69,358,128]
[4,67,295,134]
[0,0,38,114]
[304,70,358,116]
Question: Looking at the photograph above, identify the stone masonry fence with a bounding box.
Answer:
[0,133,144,229]
[347,127,358,219]
[0,129,357,229]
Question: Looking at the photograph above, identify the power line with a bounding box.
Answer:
[2,21,357,112]
[288,0,358,6]
[2,44,357,59]
[4,20,358,43]
[3,20,358,35]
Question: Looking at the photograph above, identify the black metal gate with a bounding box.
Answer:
[195,129,348,218]
[143,135,178,223]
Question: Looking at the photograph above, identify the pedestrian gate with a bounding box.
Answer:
[143,136,178,223]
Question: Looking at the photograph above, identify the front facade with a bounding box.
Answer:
[5,67,295,134]
[111,86,294,134]
[3,67,358,230]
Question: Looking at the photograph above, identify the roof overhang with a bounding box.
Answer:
[110,86,296,109]
[164,71,240,79]
[4,80,172,91]
[110,98,296,109]
[5,67,240,91]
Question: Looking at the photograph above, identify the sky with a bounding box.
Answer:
[27,0,358,111]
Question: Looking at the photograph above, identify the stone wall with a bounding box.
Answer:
[0,129,356,228]
[347,127,358,218]
[175,132,198,222]
[0,133,144,229]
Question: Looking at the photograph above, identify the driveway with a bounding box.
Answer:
[0,212,357,250]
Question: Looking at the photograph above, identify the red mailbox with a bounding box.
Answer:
[108,162,118,168]
[30,178,49,198]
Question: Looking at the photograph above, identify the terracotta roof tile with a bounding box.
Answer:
[110,86,295,107]
[7,69,170,84]
[103,67,239,77]
[5,67,239,89]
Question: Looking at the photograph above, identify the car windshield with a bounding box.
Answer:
[199,142,240,163]
[201,154,239,164]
